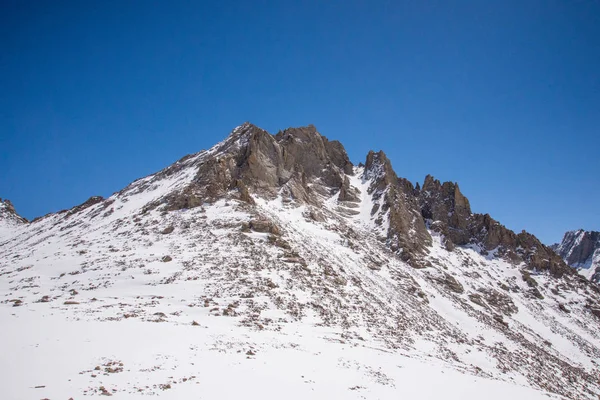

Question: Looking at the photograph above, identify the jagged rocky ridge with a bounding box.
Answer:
[114,122,573,275]
[417,175,572,277]
[2,123,600,399]
[553,230,600,284]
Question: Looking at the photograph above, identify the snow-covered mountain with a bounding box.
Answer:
[552,230,600,284]
[2,123,600,400]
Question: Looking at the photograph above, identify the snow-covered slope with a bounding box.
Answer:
[553,230,600,283]
[2,124,600,399]
[0,198,27,238]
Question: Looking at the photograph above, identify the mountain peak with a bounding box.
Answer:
[223,121,267,142]
[0,198,28,238]
[364,150,393,181]
[0,198,27,224]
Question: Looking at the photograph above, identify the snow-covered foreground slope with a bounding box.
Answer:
[2,125,600,399]
[1,188,598,399]
[3,310,558,400]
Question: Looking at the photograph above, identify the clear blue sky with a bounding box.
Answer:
[1,1,599,244]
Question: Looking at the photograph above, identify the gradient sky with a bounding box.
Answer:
[1,0,599,244]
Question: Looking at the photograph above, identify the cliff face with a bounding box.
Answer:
[553,230,600,283]
[143,123,354,211]
[416,176,572,277]
[363,151,431,265]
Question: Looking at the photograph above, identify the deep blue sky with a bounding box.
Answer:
[1,1,599,244]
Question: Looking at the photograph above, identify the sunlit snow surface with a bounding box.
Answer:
[1,164,599,399]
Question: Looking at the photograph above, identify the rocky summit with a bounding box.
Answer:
[1,123,600,400]
[0,198,27,235]
[553,230,600,284]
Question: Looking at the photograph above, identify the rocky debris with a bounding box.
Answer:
[529,287,544,300]
[493,313,509,328]
[10,299,23,307]
[101,360,124,374]
[439,273,464,294]
[558,303,570,313]
[99,385,113,396]
[162,187,203,212]
[468,293,488,309]
[244,219,280,235]
[303,207,326,222]
[268,234,291,249]
[478,288,518,316]
[521,270,539,287]
[161,226,175,234]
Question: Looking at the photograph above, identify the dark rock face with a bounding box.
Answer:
[439,273,464,293]
[363,151,431,265]
[416,176,572,277]
[418,175,471,245]
[515,231,570,278]
[553,230,600,283]
[167,123,355,207]
[338,176,360,202]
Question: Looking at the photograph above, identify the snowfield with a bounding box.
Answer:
[2,309,560,400]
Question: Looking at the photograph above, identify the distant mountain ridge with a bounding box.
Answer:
[552,230,600,284]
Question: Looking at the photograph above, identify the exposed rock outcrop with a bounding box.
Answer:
[418,175,471,245]
[417,176,572,277]
[0,198,28,225]
[158,123,355,209]
[364,151,431,265]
